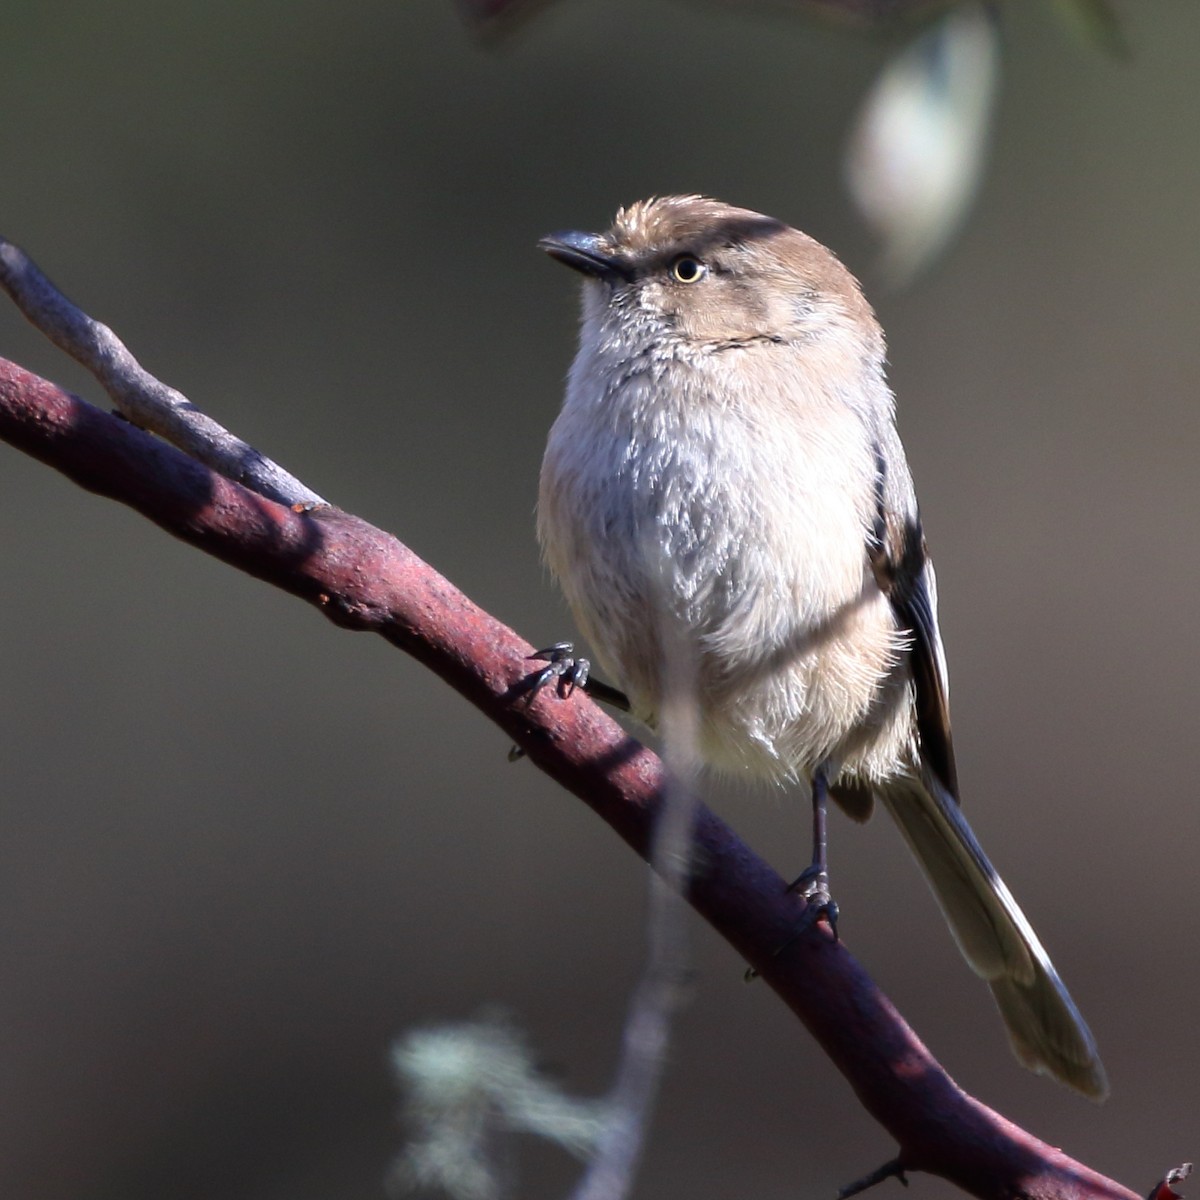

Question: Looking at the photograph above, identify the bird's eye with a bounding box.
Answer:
[670,255,706,284]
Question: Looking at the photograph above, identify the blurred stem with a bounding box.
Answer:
[571,605,701,1200]
[462,0,963,37]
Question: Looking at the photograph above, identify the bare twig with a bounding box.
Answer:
[838,1157,909,1199]
[0,351,1143,1200]
[0,236,324,509]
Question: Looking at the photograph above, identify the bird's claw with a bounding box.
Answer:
[526,641,591,702]
[744,870,840,980]
[787,868,839,940]
[508,642,594,763]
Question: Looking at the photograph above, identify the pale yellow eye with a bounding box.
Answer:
[670,255,706,284]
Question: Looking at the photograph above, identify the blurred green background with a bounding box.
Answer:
[1,2,1197,1197]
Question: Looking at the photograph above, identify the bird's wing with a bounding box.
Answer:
[867,444,959,801]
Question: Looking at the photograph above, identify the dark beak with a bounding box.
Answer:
[538,230,632,283]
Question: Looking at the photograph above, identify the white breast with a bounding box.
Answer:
[538,315,915,786]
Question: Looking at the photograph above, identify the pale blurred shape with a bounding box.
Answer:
[392,1015,609,1199]
[845,3,1001,286]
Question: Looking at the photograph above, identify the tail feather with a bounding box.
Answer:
[880,774,1108,1101]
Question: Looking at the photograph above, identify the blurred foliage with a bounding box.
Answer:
[457,0,1127,283]
[845,3,1000,285]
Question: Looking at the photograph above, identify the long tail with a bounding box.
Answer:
[880,773,1108,1100]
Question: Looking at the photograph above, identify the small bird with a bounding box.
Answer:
[535,195,1107,1100]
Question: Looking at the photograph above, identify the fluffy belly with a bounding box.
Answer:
[539,432,915,786]
[584,564,910,783]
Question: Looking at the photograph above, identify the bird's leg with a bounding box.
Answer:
[744,767,840,979]
[508,642,631,762]
[786,765,839,935]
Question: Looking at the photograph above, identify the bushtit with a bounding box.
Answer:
[536,195,1107,1100]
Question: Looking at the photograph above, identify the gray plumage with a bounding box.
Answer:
[537,195,1107,1100]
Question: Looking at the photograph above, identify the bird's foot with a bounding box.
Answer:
[743,869,840,981]
[525,641,591,702]
[518,642,630,712]
[782,868,840,940]
[508,643,631,762]
[786,865,839,938]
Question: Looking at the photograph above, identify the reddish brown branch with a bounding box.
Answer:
[0,356,1139,1200]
